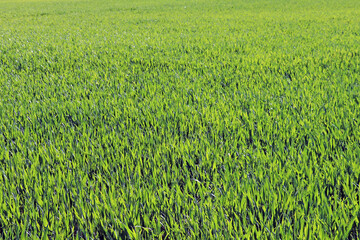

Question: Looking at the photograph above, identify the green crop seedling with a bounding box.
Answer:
[0,0,360,238]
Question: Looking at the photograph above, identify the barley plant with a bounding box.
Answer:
[0,0,360,239]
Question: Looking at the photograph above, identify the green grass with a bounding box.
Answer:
[1,0,360,238]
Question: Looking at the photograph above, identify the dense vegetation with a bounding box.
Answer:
[1,0,360,238]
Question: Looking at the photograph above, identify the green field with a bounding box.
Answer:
[1,0,360,238]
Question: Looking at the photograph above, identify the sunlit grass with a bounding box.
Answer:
[0,0,360,238]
